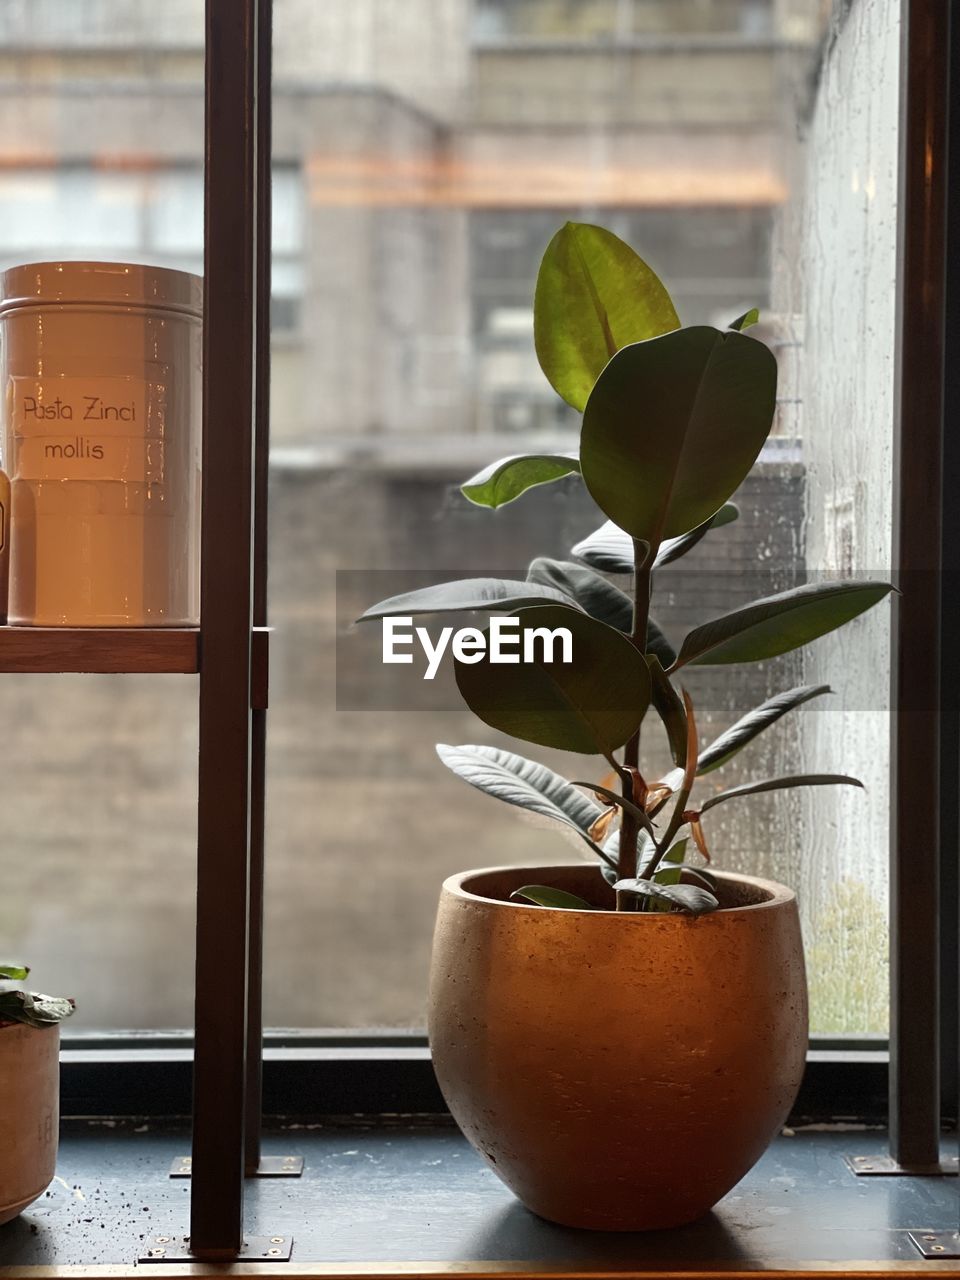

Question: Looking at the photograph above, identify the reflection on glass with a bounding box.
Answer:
[0,0,895,1035]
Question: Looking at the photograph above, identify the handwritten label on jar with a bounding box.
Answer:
[9,376,165,482]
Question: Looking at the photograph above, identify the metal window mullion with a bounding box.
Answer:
[889,0,949,1171]
[190,0,260,1257]
[244,0,274,1179]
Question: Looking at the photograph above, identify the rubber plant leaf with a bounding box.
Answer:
[527,558,633,632]
[0,965,29,981]
[357,577,576,622]
[461,453,581,509]
[613,878,719,916]
[435,743,611,864]
[510,885,598,911]
[697,684,832,774]
[580,327,776,543]
[673,580,895,667]
[454,604,651,755]
[729,308,760,331]
[654,503,740,567]
[571,506,737,574]
[534,222,680,411]
[698,773,864,814]
[648,656,688,767]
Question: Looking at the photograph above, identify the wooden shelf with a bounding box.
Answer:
[0,626,200,674]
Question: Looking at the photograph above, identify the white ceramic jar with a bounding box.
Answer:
[0,262,202,626]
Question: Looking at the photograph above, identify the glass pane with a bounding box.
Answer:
[0,0,898,1037]
[266,0,898,1034]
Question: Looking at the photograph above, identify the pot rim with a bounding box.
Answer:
[442,863,796,917]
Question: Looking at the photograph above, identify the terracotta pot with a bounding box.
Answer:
[429,863,807,1231]
[0,1022,61,1224]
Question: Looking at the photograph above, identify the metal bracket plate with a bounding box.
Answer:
[908,1231,960,1258]
[844,1154,959,1176]
[139,1235,292,1263]
[169,1154,304,1177]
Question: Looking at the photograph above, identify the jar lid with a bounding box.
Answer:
[0,261,203,317]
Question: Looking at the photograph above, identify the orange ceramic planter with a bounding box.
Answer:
[0,1022,61,1224]
[429,864,807,1231]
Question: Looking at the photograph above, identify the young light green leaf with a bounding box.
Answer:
[697,684,832,774]
[0,965,29,982]
[454,604,651,755]
[729,308,760,332]
[436,743,611,864]
[534,222,680,411]
[357,577,576,622]
[527,558,633,632]
[511,885,598,911]
[648,656,687,767]
[674,581,895,667]
[461,453,581,509]
[613,878,719,916]
[699,773,864,814]
[581,327,776,543]
[651,839,689,904]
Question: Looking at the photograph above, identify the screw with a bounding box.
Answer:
[149,1249,166,1258]
[924,1235,938,1241]
[270,1237,284,1244]
[934,1246,946,1253]
[155,1237,170,1244]
[268,1248,282,1256]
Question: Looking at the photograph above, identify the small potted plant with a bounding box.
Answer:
[0,965,74,1225]
[361,223,893,1230]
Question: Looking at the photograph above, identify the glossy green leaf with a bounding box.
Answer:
[648,657,687,766]
[461,453,581,509]
[572,506,737,574]
[0,965,29,982]
[454,604,651,755]
[357,577,575,622]
[652,838,688,888]
[729,308,760,332]
[570,522,636,574]
[697,684,832,774]
[0,990,74,1028]
[435,743,609,861]
[699,773,864,814]
[534,222,680,411]
[674,580,895,667]
[580,327,776,542]
[527,558,633,632]
[511,885,598,911]
[613,878,719,916]
[645,616,676,668]
[654,503,740,567]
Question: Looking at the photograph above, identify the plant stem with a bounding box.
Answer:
[617,539,653,887]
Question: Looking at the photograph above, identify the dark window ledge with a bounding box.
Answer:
[57,1033,891,1124]
[2,1121,958,1274]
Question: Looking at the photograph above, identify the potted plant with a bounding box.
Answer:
[0,965,74,1225]
[361,223,893,1230]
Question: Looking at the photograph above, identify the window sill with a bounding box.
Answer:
[2,1120,957,1275]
